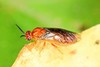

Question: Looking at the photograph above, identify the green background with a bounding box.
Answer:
[0,0,100,67]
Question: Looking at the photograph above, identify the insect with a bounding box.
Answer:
[16,24,79,44]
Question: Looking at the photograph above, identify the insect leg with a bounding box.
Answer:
[39,41,46,55]
[51,43,63,54]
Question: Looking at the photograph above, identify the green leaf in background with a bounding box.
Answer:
[0,0,100,67]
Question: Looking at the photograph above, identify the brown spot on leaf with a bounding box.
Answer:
[95,40,100,45]
[69,49,77,55]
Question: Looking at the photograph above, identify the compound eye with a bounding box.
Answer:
[25,31,32,40]
[27,37,31,40]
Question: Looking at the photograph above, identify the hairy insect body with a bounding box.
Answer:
[16,24,79,44]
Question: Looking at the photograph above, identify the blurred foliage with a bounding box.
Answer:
[0,0,100,67]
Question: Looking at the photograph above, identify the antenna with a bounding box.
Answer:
[16,24,25,34]
[20,35,25,38]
